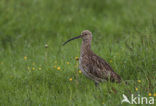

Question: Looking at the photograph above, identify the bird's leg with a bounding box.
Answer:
[95,82,99,87]
[94,82,103,94]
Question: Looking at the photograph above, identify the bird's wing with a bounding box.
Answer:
[89,55,113,77]
[87,54,121,82]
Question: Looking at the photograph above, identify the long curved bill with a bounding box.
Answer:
[63,35,81,46]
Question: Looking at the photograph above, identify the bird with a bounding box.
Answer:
[63,30,121,86]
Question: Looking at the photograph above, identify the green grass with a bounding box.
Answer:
[0,0,156,105]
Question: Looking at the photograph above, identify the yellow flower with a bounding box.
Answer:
[69,78,72,81]
[135,88,138,91]
[28,66,30,70]
[148,93,152,96]
[75,63,79,68]
[75,56,79,61]
[24,56,27,60]
[154,93,156,97]
[137,80,141,83]
[32,62,35,65]
[79,70,82,74]
[39,67,42,70]
[66,62,70,64]
[32,67,35,71]
[57,67,61,70]
[102,102,104,104]
[53,65,56,68]
[110,60,112,63]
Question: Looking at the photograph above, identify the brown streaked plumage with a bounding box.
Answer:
[63,30,121,85]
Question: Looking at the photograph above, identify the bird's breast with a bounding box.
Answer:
[79,56,91,78]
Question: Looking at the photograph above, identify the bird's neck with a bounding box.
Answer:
[80,39,91,56]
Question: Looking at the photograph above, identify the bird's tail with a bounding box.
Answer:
[111,72,121,83]
[113,74,129,85]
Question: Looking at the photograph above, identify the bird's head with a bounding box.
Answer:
[63,30,92,46]
[81,30,92,41]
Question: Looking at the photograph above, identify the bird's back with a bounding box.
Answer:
[79,50,121,83]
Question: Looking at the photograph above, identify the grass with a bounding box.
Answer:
[0,0,156,105]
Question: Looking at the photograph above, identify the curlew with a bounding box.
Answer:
[63,30,121,86]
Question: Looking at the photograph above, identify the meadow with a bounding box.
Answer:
[0,0,156,105]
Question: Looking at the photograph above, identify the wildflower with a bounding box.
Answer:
[110,60,112,63]
[135,88,138,91]
[53,65,56,68]
[45,44,48,48]
[32,62,35,65]
[32,67,35,71]
[66,62,70,64]
[75,56,79,61]
[69,78,72,81]
[137,80,141,83]
[154,93,156,97]
[79,70,82,74]
[24,56,27,60]
[102,102,104,104]
[148,93,152,96]
[28,66,30,70]
[75,63,79,68]
[39,67,42,70]
[57,67,61,70]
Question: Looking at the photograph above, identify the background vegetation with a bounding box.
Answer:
[0,0,156,105]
